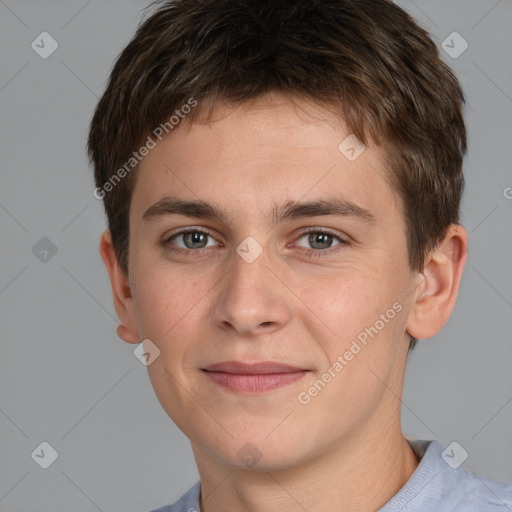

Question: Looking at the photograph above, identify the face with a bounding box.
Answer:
[125,93,420,471]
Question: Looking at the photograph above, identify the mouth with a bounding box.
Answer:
[201,361,309,393]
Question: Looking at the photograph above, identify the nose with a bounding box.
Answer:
[212,245,292,338]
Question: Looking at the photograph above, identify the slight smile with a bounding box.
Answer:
[202,361,309,393]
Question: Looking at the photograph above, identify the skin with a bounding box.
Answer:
[100,92,468,511]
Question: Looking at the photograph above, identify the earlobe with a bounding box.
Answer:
[406,225,468,340]
[99,230,140,344]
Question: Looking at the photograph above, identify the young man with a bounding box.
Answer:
[88,0,512,510]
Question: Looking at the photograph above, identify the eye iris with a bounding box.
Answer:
[184,232,208,249]
[309,232,332,249]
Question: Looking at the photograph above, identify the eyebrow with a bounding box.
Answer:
[142,195,376,225]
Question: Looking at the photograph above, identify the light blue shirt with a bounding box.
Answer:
[149,439,512,511]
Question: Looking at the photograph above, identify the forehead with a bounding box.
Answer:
[131,94,402,225]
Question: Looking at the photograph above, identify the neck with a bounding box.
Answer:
[194,425,420,512]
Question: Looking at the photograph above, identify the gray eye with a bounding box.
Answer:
[172,231,217,249]
[297,232,341,250]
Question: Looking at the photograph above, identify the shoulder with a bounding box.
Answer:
[442,470,512,510]
[440,464,512,510]
[147,481,201,512]
[382,439,512,512]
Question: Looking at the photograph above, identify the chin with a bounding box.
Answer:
[195,429,312,473]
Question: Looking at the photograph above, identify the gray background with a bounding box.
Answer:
[1,0,511,511]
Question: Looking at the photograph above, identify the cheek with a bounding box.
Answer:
[299,267,389,343]
[298,266,406,393]
[131,264,207,343]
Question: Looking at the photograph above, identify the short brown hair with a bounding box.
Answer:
[88,0,467,350]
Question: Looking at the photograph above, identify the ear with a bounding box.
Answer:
[406,224,468,340]
[99,230,140,344]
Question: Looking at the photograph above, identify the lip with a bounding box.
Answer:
[202,360,308,393]
[203,361,305,374]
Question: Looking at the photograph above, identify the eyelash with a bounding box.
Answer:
[163,227,348,258]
